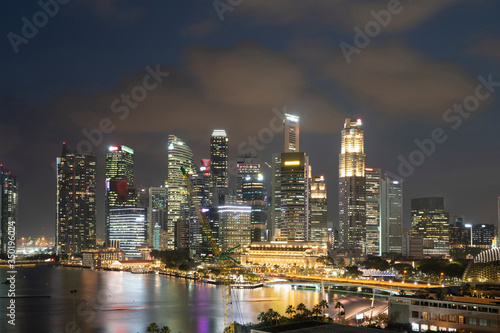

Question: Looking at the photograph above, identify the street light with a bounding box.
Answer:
[439,272,444,286]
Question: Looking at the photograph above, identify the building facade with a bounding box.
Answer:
[309,175,327,248]
[148,186,167,245]
[284,113,300,153]
[411,197,449,258]
[339,118,366,256]
[218,205,252,254]
[365,168,381,256]
[56,143,96,256]
[108,207,147,258]
[0,165,18,256]
[242,173,268,242]
[210,129,229,190]
[380,177,403,255]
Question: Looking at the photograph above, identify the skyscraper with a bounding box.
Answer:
[242,172,268,242]
[236,154,261,205]
[1,165,18,256]
[218,205,251,254]
[411,197,449,257]
[210,130,229,190]
[365,168,381,256]
[380,177,403,255]
[284,113,300,152]
[339,118,366,256]
[310,175,327,247]
[105,145,136,245]
[56,143,96,256]
[167,135,196,250]
[269,152,282,240]
[280,152,310,242]
[148,186,167,245]
[108,207,147,258]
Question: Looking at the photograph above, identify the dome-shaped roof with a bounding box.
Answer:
[474,248,500,263]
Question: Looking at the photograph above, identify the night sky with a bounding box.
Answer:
[2,0,499,239]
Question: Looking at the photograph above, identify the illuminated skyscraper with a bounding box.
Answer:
[219,205,251,254]
[380,177,403,255]
[242,172,268,242]
[167,135,196,250]
[411,197,449,257]
[339,118,366,256]
[56,143,96,256]
[269,153,282,240]
[236,154,261,205]
[280,152,310,242]
[105,145,136,246]
[148,186,167,245]
[310,175,327,247]
[108,207,147,258]
[210,130,229,189]
[284,113,300,152]
[365,168,381,256]
[1,165,18,256]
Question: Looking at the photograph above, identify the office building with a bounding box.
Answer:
[309,175,327,247]
[339,118,366,256]
[284,113,300,152]
[411,197,449,257]
[269,153,282,241]
[56,143,97,256]
[105,145,136,245]
[108,207,147,258]
[210,130,229,190]
[218,205,251,254]
[236,154,261,204]
[1,165,18,256]
[365,168,381,256]
[148,186,167,245]
[167,135,196,250]
[472,224,496,249]
[242,172,268,242]
[380,176,403,255]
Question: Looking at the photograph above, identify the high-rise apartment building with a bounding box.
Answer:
[108,207,147,258]
[210,130,229,190]
[280,152,310,242]
[56,143,96,256]
[411,197,449,257]
[167,135,196,250]
[284,113,300,153]
[339,118,366,256]
[309,175,327,247]
[365,168,381,256]
[1,165,18,256]
[105,145,136,245]
[148,186,167,245]
[380,177,403,255]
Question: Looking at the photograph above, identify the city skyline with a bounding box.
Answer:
[1,1,500,239]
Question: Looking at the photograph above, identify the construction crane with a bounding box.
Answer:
[181,167,238,333]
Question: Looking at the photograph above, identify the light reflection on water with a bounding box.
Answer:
[0,266,386,333]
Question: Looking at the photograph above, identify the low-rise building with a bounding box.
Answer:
[240,241,326,269]
[82,248,125,268]
[389,294,500,332]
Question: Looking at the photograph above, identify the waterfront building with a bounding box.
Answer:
[280,152,310,242]
[105,145,136,246]
[463,248,500,283]
[218,205,251,254]
[167,135,196,250]
[210,129,229,190]
[380,177,403,255]
[309,175,327,248]
[108,207,147,258]
[0,165,18,256]
[365,168,381,256]
[411,197,449,258]
[56,143,96,256]
[81,248,125,269]
[240,241,326,269]
[389,294,500,332]
[339,118,366,257]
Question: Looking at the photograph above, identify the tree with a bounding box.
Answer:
[337,258,346,269]
[346,265,362,278]
[285,305,295,318]
[160,326,171,333]
[334,302,344,322]
[296,303,307,316]
[146,323,160,333]
[312,304,322,318]
[318,300,329,316]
